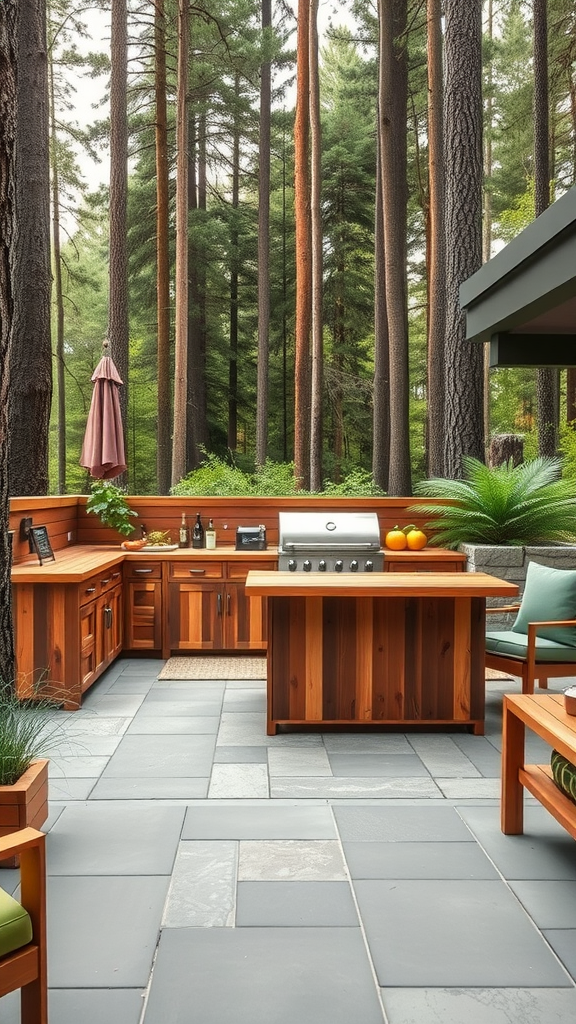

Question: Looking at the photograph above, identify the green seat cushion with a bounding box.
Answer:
[512,561,576,646]
[551,749,576,804]
[486,630,576,663]
[0,887,33,958]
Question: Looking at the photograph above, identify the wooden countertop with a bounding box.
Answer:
[245,570,518,599]
[11,544,278,584]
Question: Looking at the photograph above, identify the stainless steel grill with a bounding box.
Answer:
[278,511,384,573]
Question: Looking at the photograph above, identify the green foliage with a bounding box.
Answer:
[412,457,576,548]
[0,683,63,786]
[322,469,385,496]
[172,454,384,497]
[86,481,138,536]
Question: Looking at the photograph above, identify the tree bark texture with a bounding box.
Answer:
[49,46,66,495]
[255,0,272,468]
[9,0,52,497]
[372,127,390,492]
[294,0,312,490]
[488,434,524,468]
[172,0,189,486]
[425,0,445,477]
[309,0,323,492]
[108,0,129,460]
[443,0,484,479]
[0,0,17,684]
[187,107,209,469]
[227,74,241,453]
[533,0,558,458]
[155,0,172,494]
[378,0,411,495]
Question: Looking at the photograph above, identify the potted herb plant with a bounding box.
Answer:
[86,480,139,540]
[0,682,63,866]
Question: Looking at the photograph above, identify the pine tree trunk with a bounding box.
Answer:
[372,129,389,492]
[0,0,17,686]
[443,0,484,479]
[378,0,411,496]
[227,74,241,453]
[255,0,271,469]
[155,0,172,495]
[187,107,209,469]
[309,0,323,492]
[426,0,445,478]
[9,0,52,497]
[49,47,66,494]
[294,0,312,490]
[172,0,189,487]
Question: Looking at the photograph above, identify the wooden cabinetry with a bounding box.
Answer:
[384,549,466,572]
[167,559,274,653]
[123,562,163,651]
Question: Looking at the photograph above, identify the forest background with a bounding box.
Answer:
[8,0,576,500]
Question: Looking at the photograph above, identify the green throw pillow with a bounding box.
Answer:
[512,561,576,647]
[551,749,576,804]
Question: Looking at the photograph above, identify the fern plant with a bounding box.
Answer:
[412,457,576,548]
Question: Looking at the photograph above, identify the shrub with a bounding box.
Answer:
[0,682,64,786]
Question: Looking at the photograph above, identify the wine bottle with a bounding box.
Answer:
[205,518,216,549]
[179,512,189,548]
[192,512,204,549]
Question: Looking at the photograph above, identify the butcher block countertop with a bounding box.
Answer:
[245,570,519,599]
[11,544,278,584]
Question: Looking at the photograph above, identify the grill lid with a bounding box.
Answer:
[278,511,381,552]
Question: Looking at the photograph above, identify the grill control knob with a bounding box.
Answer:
[288,559,297,572]
[365,560,374,572]
[318,560,327,571]
[350,559,359,572]
[303,559,312,572]
[335,560,344,572]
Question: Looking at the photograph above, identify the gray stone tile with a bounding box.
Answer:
[49,777,97,800]
[327,753,429,777]
[223,687,266,709]
[407,735,481,777]
[80,693,146,716]
[52,715,130,736]
[101,733,215,777]
[49,755,110,778]
[380,988,576,1024]
[334,804,474,842]
[543,930,576,979]
[162,841,237,927]
[142,927,385,1024]
[146,686,224,702]
[216,711,268,745]
[451,734,502,776]
[182,803,337,840]
[126,715,220,735]
[48,990,145,1024]
[509,880,576,928]
[458,805,576,879]
[436,778,501,799]
[322,733,412,752]
[268,747,332,776]
[208,763,269,798]
[90,776,209,799]
[236,881,358,926]
[271,777,441,799]
[214,745,267,763]
[343,841,499,880]
[47,803,185,874]
[239,840,347,880]
[104,677,158,694]
[47,734,123,756]
[47,875,169,987]
[354,879,570,987]
[135,699,223,717]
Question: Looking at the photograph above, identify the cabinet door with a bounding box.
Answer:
[224,584,268,650]
[168,581,223,650]
[124,578,162,650]
[80,600,98,694]
[103,583,123,664]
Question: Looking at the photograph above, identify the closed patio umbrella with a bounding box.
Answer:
[80,350,127,479]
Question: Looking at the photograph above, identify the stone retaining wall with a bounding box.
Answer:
[459,543,576,630]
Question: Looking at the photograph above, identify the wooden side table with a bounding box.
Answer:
[501,693,576,840]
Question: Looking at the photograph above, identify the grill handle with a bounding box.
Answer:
[281,542,380,551]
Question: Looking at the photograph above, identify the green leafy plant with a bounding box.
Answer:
[0,682,64,786]
[86,480,138,537]
[412,457,576,548]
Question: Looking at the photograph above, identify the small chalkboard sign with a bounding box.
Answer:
[29,525,55,565]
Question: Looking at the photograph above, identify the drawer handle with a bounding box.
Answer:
[189,569,206,575]
[100,577,111,585]
[135,568,153,574]
[85,586,96,595]
[112,571,121,579]
[227,592,231,615]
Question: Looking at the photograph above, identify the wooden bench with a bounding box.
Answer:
[501,693,576,839]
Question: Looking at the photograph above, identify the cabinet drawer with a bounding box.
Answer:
[226,560,277,582]
[170,560,224,581]
[79,569,123,606]
[124,561,162,580]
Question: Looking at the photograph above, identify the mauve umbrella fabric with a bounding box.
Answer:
[80,355,127,479]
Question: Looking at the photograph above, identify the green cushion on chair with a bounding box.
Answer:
[511,561,576,646]
[551,749,576,804]
[485,630,576,662]
[0,887,33,957]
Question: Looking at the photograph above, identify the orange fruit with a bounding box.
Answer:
[385,526,407,551]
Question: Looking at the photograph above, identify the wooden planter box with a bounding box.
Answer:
[0,759,49,867]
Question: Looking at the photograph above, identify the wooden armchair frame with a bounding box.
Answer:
[486,605,576,694]
[0,828,47,1024]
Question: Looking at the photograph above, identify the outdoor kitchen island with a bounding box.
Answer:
[245,570,518,735]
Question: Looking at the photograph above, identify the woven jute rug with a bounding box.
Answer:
[158,656,267,680]
[485,667,515,681]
